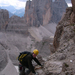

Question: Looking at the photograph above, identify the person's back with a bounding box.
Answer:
[19,51,32,68]
[18,51,31,63]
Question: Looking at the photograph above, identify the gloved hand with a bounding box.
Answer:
[34,72,39,75]
[41,64,44,68]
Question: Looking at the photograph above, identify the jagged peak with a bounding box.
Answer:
[54,0,66,3]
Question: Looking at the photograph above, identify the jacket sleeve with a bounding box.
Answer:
[33,57,41,66]
[27,55,36,73]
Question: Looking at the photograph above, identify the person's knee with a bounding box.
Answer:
[19,64,25,72]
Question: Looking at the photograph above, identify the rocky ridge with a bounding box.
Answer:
[24,0,67,26]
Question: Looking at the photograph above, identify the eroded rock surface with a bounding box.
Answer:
[24,0,67,26]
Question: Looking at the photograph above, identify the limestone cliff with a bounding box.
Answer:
[51,0,68,23]
[0,9,9,30]
[24,0,67,26]
[70,0,75,23]
[28,0,75,75]
[45,1,75,75]
[53,7,73,51]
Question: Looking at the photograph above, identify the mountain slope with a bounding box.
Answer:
[9,11,14,18]
[44,7,75,75]
[14,9,25,17]
[43,23,57,34]
[28,25,54,42]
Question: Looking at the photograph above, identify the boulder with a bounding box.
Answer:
[44,61,62,75]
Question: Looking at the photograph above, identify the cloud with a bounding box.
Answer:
[18,0,27,2]
[67,3,72,7]
[65,0,72,7]
[9,0,26,9]
[0,0,10,6]
[0,0,72,9]
[0,0,26,9]
[18,0,32,2]
[12,1,26,9]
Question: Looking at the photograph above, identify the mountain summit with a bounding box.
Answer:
[24,0,67,26]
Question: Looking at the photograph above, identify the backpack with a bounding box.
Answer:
[18,51,30,62]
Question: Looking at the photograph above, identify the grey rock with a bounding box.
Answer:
[0,9,9,30]
[0,44,8,72]
[24,0,67,26]
[56,53,66,60]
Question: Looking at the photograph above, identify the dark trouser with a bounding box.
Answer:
[19,63,31,75]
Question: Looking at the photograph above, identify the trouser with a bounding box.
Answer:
[19,63,31,75]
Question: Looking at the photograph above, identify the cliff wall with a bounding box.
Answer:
[46,0,75,74]
[0,9,9,30]
[24,0,67,26]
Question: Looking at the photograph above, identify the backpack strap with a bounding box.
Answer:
[18,51,30,62]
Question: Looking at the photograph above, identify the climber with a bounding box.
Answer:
[18,49,43,75]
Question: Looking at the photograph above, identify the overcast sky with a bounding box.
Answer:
[0,0,72,9]
[0,0,27,9]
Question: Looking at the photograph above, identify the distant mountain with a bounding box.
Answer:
[66,0,71,3]
[1,5,16,13]
[0,5,25,17]
[9,12,14,18]
[13,9,25,17]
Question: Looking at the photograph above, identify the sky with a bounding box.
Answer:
[0,0,27,9]
[0,0,72,9]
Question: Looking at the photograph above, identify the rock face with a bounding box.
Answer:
[8,15,26,30]
[46,2,75,75]
[52,0,68,23]
[35,37,53,57]
[6,15,29,35]
[53,7,73,50]
[71,0,75,13]
[29,1,75,75]
[24,0,67,26]
[0,9,9,30]
[71,0,75,23]
[9,15,25,24]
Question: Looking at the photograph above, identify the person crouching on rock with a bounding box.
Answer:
[18,49,42,75]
